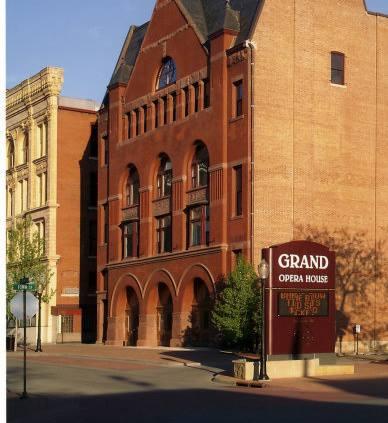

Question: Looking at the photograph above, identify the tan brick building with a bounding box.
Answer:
[6,67,99,343]
[98,0,388,352]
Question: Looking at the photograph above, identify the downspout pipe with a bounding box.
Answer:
[244,40,256,266]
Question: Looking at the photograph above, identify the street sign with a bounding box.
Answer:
[13,283,36,291]
[10,292,39,320]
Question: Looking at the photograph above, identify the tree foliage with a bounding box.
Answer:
[211,256,261,351]
[6,217,54,313]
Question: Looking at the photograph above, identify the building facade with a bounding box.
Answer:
[98,0,388,352]
[6,67,99,343]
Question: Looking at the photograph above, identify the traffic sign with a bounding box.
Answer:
[13,283,36,291]
[13,277,36,291]
[10,292,39,320]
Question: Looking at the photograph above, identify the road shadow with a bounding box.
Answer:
[316,377,388,400]
[7,388,387,423]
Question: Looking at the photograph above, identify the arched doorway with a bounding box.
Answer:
[125,287,139,346]
[191,278,211,346]
[157,283,173,346]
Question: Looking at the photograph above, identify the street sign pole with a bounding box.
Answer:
[21,289,28,399]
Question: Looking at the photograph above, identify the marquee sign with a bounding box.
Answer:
[262,241,336,357]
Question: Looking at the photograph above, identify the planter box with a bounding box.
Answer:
[232,359,255,381]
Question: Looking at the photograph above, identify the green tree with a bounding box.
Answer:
[6,217,54,315]
[211,256,261,351]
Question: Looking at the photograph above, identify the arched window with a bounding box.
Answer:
[7,139,15,169]
[157,58,177,90]
[23,134,29,164]
[157,156,172,198]
[191,144,209,189]
[126,167,140,206]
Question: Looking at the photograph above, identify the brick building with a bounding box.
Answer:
[6,67,99,343]
[97,0,388,352]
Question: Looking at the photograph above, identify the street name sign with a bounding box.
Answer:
[13,283,36,291]
[13,277,36,292]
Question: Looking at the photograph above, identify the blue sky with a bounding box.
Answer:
[6,0,388,104]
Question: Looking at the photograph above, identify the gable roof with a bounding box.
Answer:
[106,0,261,93]
[179,0,261,44]
[108,22,149,88]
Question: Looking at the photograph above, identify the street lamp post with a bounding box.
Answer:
[258,258,270,380]
[35,291,42,352]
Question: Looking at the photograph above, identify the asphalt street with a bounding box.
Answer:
[6,347,388,423]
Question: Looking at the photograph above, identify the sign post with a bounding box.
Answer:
[22,289,27,399]
[10,278,39,399]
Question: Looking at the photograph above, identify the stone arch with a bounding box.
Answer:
[176,263,215,347]
[141,269,177,347]
[107,273,142,346]
[109,273,143,317]
[177,263,215,300]
[143,268,177,305]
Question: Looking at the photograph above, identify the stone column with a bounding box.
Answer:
[137,313,158,347]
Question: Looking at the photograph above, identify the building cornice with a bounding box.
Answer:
[6,67,64,111]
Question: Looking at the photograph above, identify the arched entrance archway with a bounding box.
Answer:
[125,287,139,346]
[157,283,173,346]
[178,270,214,347]
[191,278,212,345]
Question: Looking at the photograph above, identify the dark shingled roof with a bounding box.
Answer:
[109,22,149,88]
[179,0,261,44]
[106,0,261,91]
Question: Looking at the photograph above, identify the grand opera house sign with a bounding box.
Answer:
[262,241,336,357]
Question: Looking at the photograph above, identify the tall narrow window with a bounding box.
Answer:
[135,109,141,136]
[37,174,42,206]
[43,172,47,204]
[172,93,177,122]
[127,113,132,138]
[184,87,189,117]
[189,206,209,247]
[143,106,148,133]
[156,215,172,253]
[331,52,345,85]
[8,140,15,169]
[7,189,13,217]
[194,83,199,113]
[191,144,209,189]
[123,221,139,258]
[35,219,45,253]
[19,181,23,213]
[234,165,242,216]
[157,57,177,90]
[153,100,159,129]
[103,136,109,166]
[203,79,210,109]
[162,96,168,125]
[126,167,140,206]
[37,123,46,157]
[103,204,108,244]
[157,156,172,198]
[234,80,243,117]
[23,135,29,164]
